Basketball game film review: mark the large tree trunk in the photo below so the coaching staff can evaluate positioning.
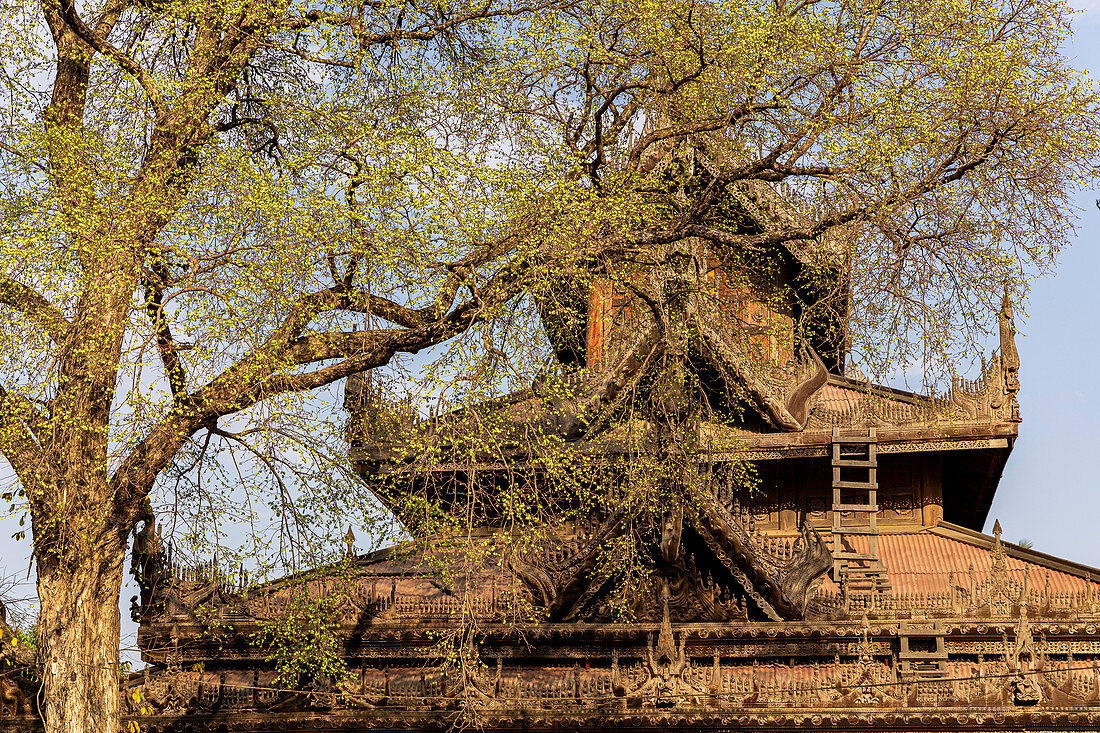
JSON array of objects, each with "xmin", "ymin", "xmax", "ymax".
[{"xmin": 36, "ymin": 537, "xmax": 127, "ymax": 733}]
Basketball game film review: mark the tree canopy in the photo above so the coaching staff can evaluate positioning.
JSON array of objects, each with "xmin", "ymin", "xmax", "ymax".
[{"xmin": 0, "ymin": 0, "xmax": 1096, "ymax": 729}]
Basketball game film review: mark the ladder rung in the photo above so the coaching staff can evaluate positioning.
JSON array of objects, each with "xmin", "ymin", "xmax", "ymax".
[
  {"xmin": 834, "ymin": 480, "xmax": 878, "ymax": 490},
  {"xmin": 832, "ymin": 459, "xmax": 876, "ymax": 468},
  {"xmin": 832, "ymin": 435, "xmax": 876, "ymax": 443},
  {"xmin": 900, "ymin": 652, "xmax": 949, "ymax": 661},
  {"xmin": 833, "ymin": 503, "xmax": 879, "ymax": 512},
  {"xmin": 833, "ymin": 526, "xmax": 881, "ymax": 535},
  {"xmin": 844, "ymin": 582, "xmax": 892, "ymax": 592},
  {"xmin": 900, "ymin": 624, "xmax": 946, "ymax": 636},
  {"xmin": 840, "ymin": 564, "xmax": 889, "ymax": 574},
  {"xmin": 833, "ymin": 551, "xmax": 881, "ymax": 561},
  {"xmin": 902, "ymin": 669, "xmax": 948, "ymax": 679}
]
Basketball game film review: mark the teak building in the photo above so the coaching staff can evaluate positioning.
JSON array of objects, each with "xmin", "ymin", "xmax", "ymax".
[{"xmin": 3, "ymin": 179, "xmax": 1099, "ymax": 733}]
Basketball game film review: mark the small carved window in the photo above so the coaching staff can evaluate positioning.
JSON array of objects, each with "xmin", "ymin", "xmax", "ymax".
[{"xmin": 908, "ymin": 637, "xmax": 938, "ymax": 654}]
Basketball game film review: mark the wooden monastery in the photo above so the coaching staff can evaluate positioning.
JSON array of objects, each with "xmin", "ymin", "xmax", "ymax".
[{"xmin": 2, "ymin": 175, "xmax": 1100, "ymax": 733}]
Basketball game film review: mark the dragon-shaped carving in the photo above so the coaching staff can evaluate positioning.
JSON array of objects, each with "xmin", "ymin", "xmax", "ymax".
[
  {"xmin": 695, "ymin": 497, "xmax": 832, "ymax": 619},
  {"xmin": 507, "ymin": 490, "xmax": 831, "ymax": 623}
]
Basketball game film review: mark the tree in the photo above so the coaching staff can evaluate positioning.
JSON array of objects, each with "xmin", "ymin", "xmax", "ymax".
[{"xmin": 0, "ymin": 0, "xmax": 1096, "ymax": 730}]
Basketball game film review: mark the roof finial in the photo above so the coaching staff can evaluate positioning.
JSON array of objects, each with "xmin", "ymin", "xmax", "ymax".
[
  {"xmin": 344, "ymin": 526, "xmax": 356, "ymax": 558},
  {"xmin": 990, "ymin": 519, "xmax": 1009, "ymax": 602},
  {"xmin": 999, "ymin": 284, "xmax": 1021, "ymax": 422}
]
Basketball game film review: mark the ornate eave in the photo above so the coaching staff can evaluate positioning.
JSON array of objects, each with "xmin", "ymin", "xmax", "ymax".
[
  {"xmin": 6, "ymin": 516, "xmax": 1100, "ymax": 732},
  {"xmin": 107, "ymin": 707, "xmax": 1100, "ymax": 733},
  {"xmin": 116, "ymin": 525, "xmax": 1100, "ymax": 733}
]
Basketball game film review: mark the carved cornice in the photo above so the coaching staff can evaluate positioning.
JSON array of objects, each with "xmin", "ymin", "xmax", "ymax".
[{"xmin": 107, "ymin": 708, "xmax": 1100, "ymax": 733}]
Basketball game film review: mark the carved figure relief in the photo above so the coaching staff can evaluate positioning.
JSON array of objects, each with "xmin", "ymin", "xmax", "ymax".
[
  {"xmin": 0, "ymin": 678, "xmax": 28, "ymax": 717},
  {"xmin": 1004, "ymin": 606, "xmax": 1043, "ymax": 705},
  {"xmin": 621, "ymin": 585, "xmax": 709, "ymax": 707}
]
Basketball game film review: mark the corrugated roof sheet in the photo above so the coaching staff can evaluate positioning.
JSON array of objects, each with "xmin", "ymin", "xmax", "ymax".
[
  {"xmin": 813, "ymin": 383, "xmax": 922, "ymax": 423},
  {"xmin": 820, "ymin": 529, "xmax": 1097, "ymax": 596}
]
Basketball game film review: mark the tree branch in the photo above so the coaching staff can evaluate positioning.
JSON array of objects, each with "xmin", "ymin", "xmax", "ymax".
[
  {"xmin": 0, "ymin": 276, "xmax": 70, "ymax": 344},
  {"xmin": 142, "ymin": 266, "xmax": 191, "ymax": 403},
  {"xmin": 52, "ymin": 0, "xmax": 163, "ymax": 112},
  {"xmin": 0, "ymin": 383, "xmax": 51, "ymax": 507}
]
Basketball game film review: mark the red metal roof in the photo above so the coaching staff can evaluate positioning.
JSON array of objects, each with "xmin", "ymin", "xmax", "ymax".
[
  {"xmin": 820, "ymin": 528, "xmax": 1098, "ymax": 596},
  {"xmin": 813, "ymin": 383, "xmax": 923, "ymax": 424}
]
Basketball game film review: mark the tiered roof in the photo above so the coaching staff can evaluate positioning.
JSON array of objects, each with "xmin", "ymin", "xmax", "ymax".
[{"xmin": 0, "ymin": 174, "xmax": 1073, "ymax": 733}]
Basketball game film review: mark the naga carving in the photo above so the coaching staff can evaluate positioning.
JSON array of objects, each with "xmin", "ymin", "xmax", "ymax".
[
  {"xmin": 944, "ymin": 286, "xmax": 1022, "ymax": 425},
  {"xmin": 697, "ymin": 496, "xmax": 832, "ymax": 619},
  {"xmin": 693, "ymin": 312, "xmax": 827, "ymax": 432},
  {"xmin": 507, "ymin": 487, "xmax": 830, "ymax": 623},
  {"xmin": 0, "ymin": 678, "xmax": 29, "ymax": 717},
  {"xmin": 523, "ymin": 238, "xmax": 832, "ymax": 443}
]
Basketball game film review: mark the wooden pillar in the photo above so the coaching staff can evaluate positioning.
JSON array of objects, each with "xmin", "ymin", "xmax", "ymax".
[
  {"xmin": 779, "ymin": 460, "xmax": 797, "ymax": 531},
  {"xmin": 585, "ymin": 279, "xmax": 608, "ymax": 369},
  {"xmin": 920, "ymin": 454, "xmax": 944, "ymax": 527}
]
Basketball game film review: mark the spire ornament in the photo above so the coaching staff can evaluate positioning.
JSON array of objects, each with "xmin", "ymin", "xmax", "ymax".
[
  {"xmin": 999, "ymin": 285, "xmax": 1021, "ymax": 422},
  {"xmin": 344, "ymin": 526, "xmax": 356, "ymax": 558},
  {"xmin": 988, "ymin": 520, "xmax": 1014, "ymax": 616}
]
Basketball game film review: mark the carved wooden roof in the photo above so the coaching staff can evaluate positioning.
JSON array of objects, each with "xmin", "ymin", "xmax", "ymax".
[
  {"xmin": 5, "ymin": 513, "xmax": 1100, "ymax": 731},
  {"xmin": 815, "ymin": 523, "xmax": 1100, "ymax": 603},
  {"xmin": 110, "ymin": 523, "xmax": 1100, "ymax": 731}
]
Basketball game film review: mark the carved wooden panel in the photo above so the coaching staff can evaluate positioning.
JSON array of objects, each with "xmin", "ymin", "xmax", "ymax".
[
  {"xmin": 880, "ymin": 455, "xmax": 919, "ymax": 525},
  {"xmin": 793, "ymin": 460, "xmax": 831, "ymax": 530}
]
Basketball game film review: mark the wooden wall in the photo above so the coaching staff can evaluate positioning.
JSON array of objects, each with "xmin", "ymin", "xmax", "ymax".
[{"xmin": 737, "ymin": 453, "xmax": 944, "ymax": 533}]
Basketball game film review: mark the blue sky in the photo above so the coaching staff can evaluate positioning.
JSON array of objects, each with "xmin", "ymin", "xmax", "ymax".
[{"xmin": 982, "ymin": 3, "xmax": 1100, "ymax": 565}]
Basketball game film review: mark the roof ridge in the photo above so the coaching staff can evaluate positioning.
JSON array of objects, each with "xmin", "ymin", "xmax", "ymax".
[{"xmin": 932, "ymin": 522, "xmax": 1100, "ymax": 581}]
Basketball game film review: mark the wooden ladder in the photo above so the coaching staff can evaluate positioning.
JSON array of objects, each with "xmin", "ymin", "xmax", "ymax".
[
  {"xmin": 898, "ymin": 621, "xmax": 948, "ymax": 679},
  {"xmin": 831, "ymin": 428, "xmax": 890, "ymax": 592}
]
